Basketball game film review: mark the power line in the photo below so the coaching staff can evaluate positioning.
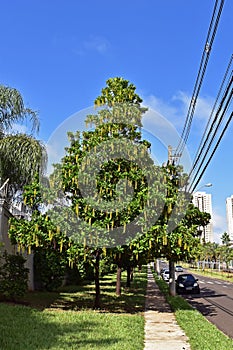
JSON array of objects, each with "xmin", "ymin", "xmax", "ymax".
[
  {"xmin": 190, "ymin": 111, "xmax": 233, "ymax": 192},
  {"xmin": 189, "ymin": 55, "xmax": 233, "ymax": 176},
  {"xmin": 175, "ymin": 0, "xmax": 225, "ymax": 158},
  {"xmin": 187, "ymin": 67, "xmax": 232, "ymax": 191}
]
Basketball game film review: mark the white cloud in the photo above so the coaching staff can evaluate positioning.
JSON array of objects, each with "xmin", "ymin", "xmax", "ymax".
[
  {"xmin": 172, "ymin": 91, "xmax": 214, "ymax": 121},
  {"xmin": 144, "ymin": 92, "xmax": 214, "ymax": 128},
  {"xmin": 75, "ymin": 35, "xmax": 110, "ymax": 56},
  {"xmin": 143, "ymin": 95, "xmax": 182, "ymax": 127},
  {"xmin": 84, "ymin": 35, "xmax": 109, "ymax": 53}
]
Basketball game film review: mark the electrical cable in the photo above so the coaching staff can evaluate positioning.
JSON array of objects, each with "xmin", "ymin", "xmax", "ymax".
[
  {"xmin": 175, "ymin": 0, "xmax": 225, "ymax": 158},
  {"xmin": 189, "ymin": 55, "xmax": 233, "ymax": 178},
  {"xmin": 190, "ymin": 111, "xmax": 233, "ymax": 192},
  {"xmin": 187, "ymin": 64, "xmax": 232, "ymax": 191}
]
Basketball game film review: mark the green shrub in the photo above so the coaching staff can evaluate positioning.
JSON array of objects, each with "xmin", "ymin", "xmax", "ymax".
[
  {"xmin": 0, "ymin": 251, "xmax": 29, "ymax": 300},
  {"xmin": 33, "ymin": 248, "xmax": 66, "ymax": 291}
]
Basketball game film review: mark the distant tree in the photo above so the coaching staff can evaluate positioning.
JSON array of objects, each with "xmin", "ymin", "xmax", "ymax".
[
  {"xmin": 149, "ymin": 163, "xmax": 211, "ymax": 296},
  {"xmin": 221, "ymin": 232, "xmax": 231, "ymax": 246}
]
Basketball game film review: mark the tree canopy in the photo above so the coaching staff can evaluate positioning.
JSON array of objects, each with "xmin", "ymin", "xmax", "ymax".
[{"xmin": 8, "ymin": 77, "xmax": 212, "ymax": 302}]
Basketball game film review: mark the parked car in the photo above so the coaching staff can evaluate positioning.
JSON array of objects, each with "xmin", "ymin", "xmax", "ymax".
[
  {"xmin": 162, "ymin": 269, "xmax": 170, "ymax": 282},
  {"xmin": 160, "ymin": 267, "xmax": 166, "ymax": 276},
  {"xmin": 176, "ymin": 274, "xmax": 200, "ymax": 294},
  {"xmin": 175, "ymin": 265, "xmax": 183, "ymax": 272}
]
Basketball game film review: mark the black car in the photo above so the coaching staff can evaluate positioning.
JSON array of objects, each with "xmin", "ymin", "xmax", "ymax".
[{"xmin": 176, "ymin": 273, "xmax": 200, "ymax": 294}]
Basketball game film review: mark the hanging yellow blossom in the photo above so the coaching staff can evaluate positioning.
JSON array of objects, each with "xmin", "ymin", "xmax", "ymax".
[
  {"xmin": 60, "ymin": 240, "xmax": 63, "ymax": 252},
  {"xmin": 102, "ymin": 247, "xmax": 107, "ymax": 257},
  {"xmin": 75, "ymin": 204, "xmax": 79, "ymax": 216},
  {"xmin": 163, "ymin": 235, "xmax": 167, "ymax": 246}
]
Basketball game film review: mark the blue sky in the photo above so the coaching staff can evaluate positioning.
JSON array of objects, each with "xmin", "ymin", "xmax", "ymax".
[{"xmin": 1, "ymin": 0, "xmax": 232, "ymax": 242}]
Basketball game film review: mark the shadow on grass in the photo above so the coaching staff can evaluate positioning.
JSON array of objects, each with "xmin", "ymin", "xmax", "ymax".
[
  {"xmin": 50, "ymin": 270, "xmax": 147, "ymax": 313},
  {"xmin": 8, "ymin": 268, "xmax": 147, "ymax": 314},
  {"xmin": 0, "ymin": 303, "xmax": 124, "ymax": 350}
]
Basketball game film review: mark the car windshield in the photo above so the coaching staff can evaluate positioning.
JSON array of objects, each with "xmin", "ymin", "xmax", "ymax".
[{"xmin": 179, "ymin": 274, "xmax": 195, "ymax": 282}]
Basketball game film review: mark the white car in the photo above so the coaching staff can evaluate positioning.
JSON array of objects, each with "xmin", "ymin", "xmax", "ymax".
[
  {"xmin": 175, "ymin": 265, "xmax": 183, "ymax": 272},
  {"xmin": 162, "ymin": 269, "xmax": 170, "ymax": 281}
]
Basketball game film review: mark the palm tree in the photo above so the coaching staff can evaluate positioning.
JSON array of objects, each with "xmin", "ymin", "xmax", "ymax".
[
  {"xmin": 0, "ymin": 85, "xmax": 46, "ymax": 200},
  {"xmin": 221, "ymin": 232, "xmax": 230, "ymax": 246}
]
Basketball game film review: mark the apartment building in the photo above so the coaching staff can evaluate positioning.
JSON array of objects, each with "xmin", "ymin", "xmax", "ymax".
[
  {"xmin": 192, "ymin": 191, "xmax": 213, "ymax": 243},
  {"xmin": 226, "ymin": 195, "xmax": 233, "ymax": 242}
]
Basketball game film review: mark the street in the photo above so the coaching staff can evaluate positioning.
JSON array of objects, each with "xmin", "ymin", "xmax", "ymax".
[
  {"xmin": 184, "ymin": 270, "xmax": 233, "ymax": 339},
  {"xmin": 157, "ymin": 261, "xmax": 233, "ymax": 338}
]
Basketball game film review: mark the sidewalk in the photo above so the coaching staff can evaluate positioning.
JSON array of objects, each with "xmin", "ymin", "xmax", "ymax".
[{"xmin": 144, "ymin": 265, "xmax": 190, "ymax": 350}]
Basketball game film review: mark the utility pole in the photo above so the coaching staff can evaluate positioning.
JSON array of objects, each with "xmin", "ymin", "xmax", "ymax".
[
  {"xmin": 168, "ymin": 145, "xmax": 181, "ymax": 165},
  {"xmin": 167, "ymin": 146, "xmax": 179, "ymax": 296}
]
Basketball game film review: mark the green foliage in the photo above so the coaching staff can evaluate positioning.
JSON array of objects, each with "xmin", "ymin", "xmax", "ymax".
[
  {"xmin": 221, "ymin": 232, "xmax": 231, "ymax": 245},
  {"xmin": 138, "ymin": 165, "xmax": 208, "ymax": 263},
  {"xmin": 6, "ymin": 77, "xmax": 212, "ymax": 303},
  {"xmin": 9, "ymin": 209, "xmax": 68, "ymax": 255},
  {"xmin": 0, "ymin": 85, "xmax": 39, "ymax": 131},
  {"xmin": 33, "ymin": 249, "xmax": 67, "ymax": 291},
  {"xmin": 0, "ymin": 251, "xmax": 29, "ymax": 300},
  {"xmin": 191, "ymin": 241, "xmax": 233, "ymax": 270},
  {"xmin": 8, "ymin": 202, "xmax": 73, "ymax": 291},
  {"xmin": 94, "ymin": 77, "xmax": 145, "ymax": 110},
  {"xmin": 61, "ymin": 78, "xmax": 166, "ymax": 252},
  {"xmin": 0, "ymin": 134, "xmax": 46, "ymax": 190},
  {"xmin": 99, "ymin": 256, "xmax": 117, "ymax": 277},
  {"xmin": 0, "ymin": 85, "xmax": 46, "ymax": 198}
]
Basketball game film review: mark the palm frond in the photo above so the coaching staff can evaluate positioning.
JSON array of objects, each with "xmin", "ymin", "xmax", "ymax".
[
  {"xmin": 0, "ymin": 85, "xmax": 39, "ymax": 133},
  {"xmin": 0, "ymin": 134, "xmax": 47, "ymax": 190}
]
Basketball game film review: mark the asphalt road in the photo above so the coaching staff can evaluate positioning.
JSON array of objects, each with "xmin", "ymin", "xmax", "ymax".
[
  {"xmin": 181, "ymin": 270, "xmax": 233, "ymax": 339},
  {"xmin": 157, "ymin": 262, "xmax": 233, "ymax": 339}
]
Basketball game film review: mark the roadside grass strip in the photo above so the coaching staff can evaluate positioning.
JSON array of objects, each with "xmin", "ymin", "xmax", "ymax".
[{"xmin": 153, "ymin": 271, "xmax": 233, "ymax": 350}]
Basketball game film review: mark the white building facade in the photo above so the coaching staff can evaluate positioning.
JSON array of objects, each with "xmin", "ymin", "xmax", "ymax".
[
  {"xmin": 192, "ymin": 191, "xmax": 213, "ymax": 243},
  {"xmin": 226, "ymin": 195, "xmax": 233, "ymax": 242}
]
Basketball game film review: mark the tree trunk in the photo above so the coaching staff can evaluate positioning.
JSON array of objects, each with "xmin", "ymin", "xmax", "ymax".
[
  {"xmin": 169, "ymin": 260, "xmax": 176, "ymax": 296},
  {"xmin": 130, "ymin": 268, "xmax": 134, "ymax": 282},
  {"xmin": 116, "ymin": 264, "xmax": 122, "ymax": 296},
  {"xmin": 94, "ymin": 250, "xmax": 100, "ymax": 309},
  {"xmin": 126, "ymin": 266, "xmax": 131, "ymax": 288},
  {"xmin": 156, "ymin": 259, "xmax": 160, "ymax": 274}
]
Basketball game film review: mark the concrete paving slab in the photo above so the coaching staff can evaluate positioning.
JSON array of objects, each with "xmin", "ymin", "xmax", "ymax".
[{"xmin": 144, "ymin": 265, "xmax": 191, "ymax": 350}]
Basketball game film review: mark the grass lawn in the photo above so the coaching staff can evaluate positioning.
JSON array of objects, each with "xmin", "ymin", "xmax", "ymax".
[
  {"xmin": 0, "ymin": 268, "xmax": 147, "ymax": 350},
  {"xmin": 153, "ymin": 271, "xmax": 233, "ymax": 350}
]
